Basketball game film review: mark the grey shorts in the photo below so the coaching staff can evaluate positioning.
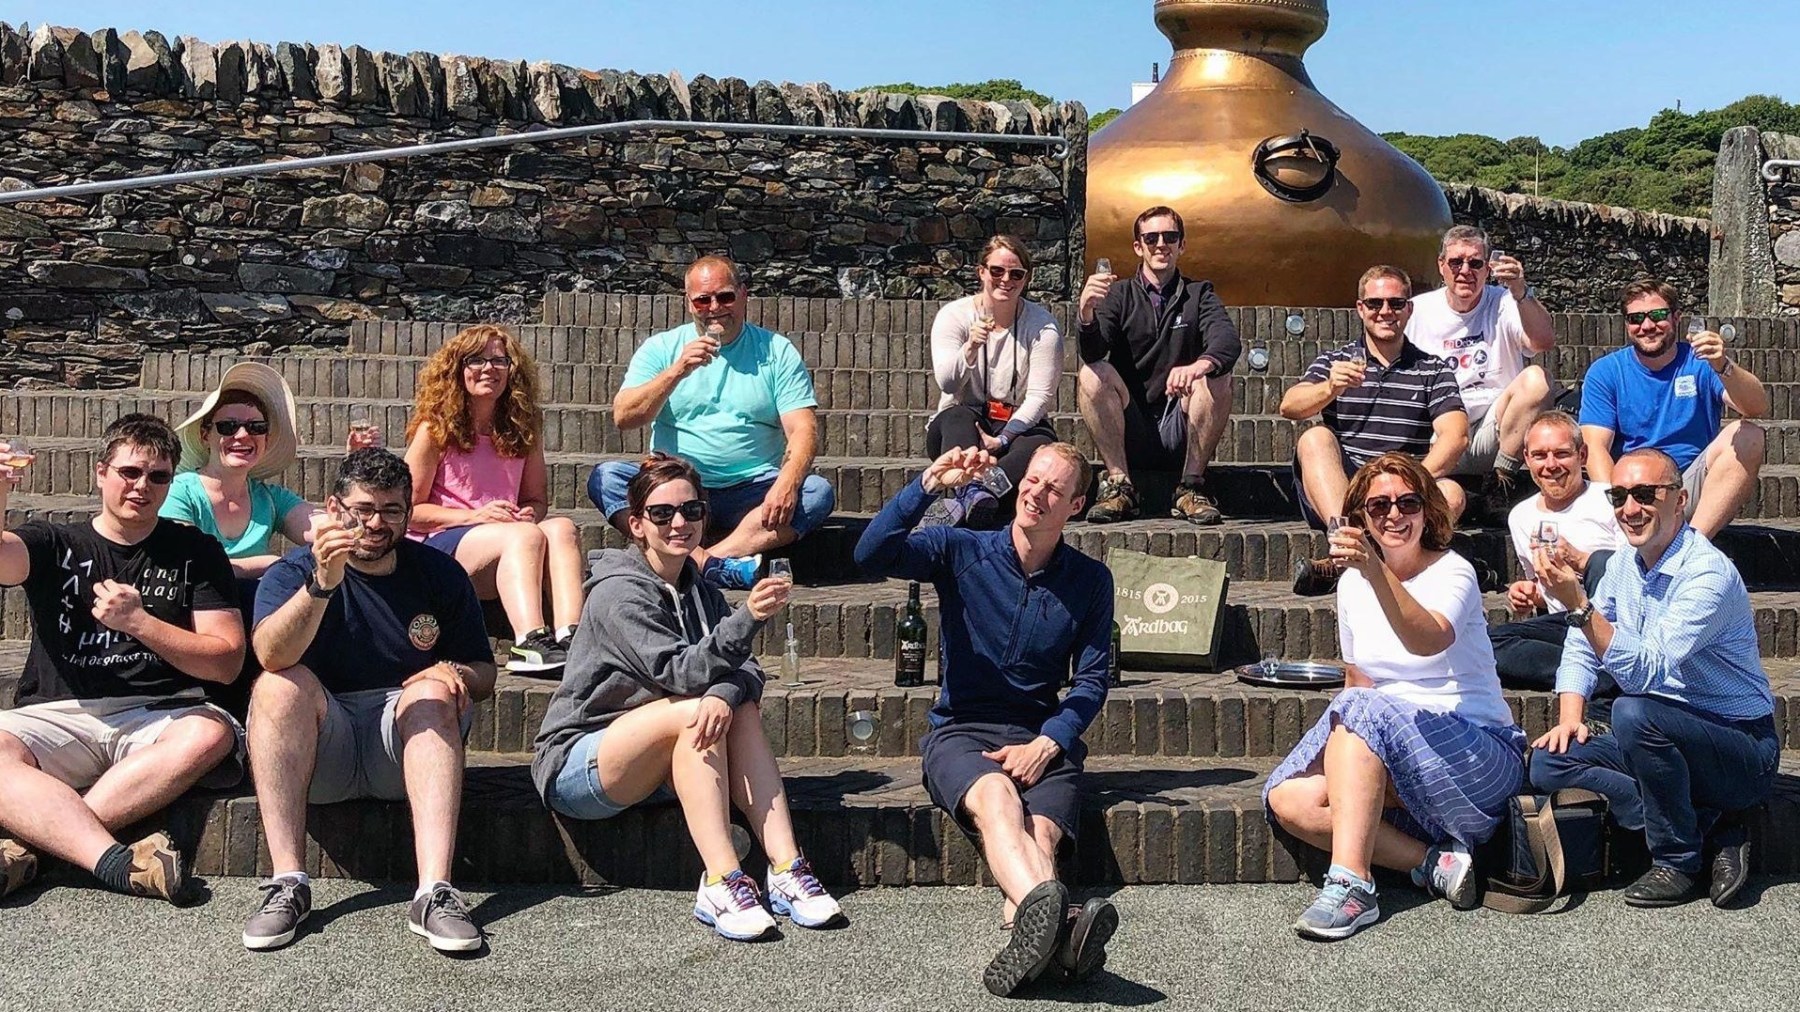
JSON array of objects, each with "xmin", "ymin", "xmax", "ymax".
[
  {"xmin": 1680, "ymin": 452, "xmax": 1708, "ymax": 518},
  {"xmin": 1452, "ymin": 406, "xmax": 1504, "ymax": 475},
  {"xmin": 305, "ymin": 688, "xmax": 473, "ymax": 804},
  {"xmin": 0, "ymin": 695, "xmax": 245, "ymax": 791}
]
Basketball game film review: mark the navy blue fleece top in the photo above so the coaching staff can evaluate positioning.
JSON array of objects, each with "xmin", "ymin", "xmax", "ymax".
[{"xmin": 853, "ymin": 477, "xmax": 1113, "ymax": 752}]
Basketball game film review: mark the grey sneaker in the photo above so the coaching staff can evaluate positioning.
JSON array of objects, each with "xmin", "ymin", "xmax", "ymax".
[
  {"xmin": 1294, "ymin": 870, "xmax": 1380, "ymax": 941},
  {"xmin": 242, "ymin": 877, "xmax": 313, "ymax": 951},
  {"xmin": 408, "ymin": 883, "xmax": 482, "ymax": 952},
  {"xmin": 1416, "ymin": 841, "xmax": 1479, "ymax": 910}
]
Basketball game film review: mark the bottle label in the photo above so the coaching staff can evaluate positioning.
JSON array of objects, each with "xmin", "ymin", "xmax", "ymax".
[{"xmin": 897, "ymin": 641, "xmax": 926, "ymax": 679}]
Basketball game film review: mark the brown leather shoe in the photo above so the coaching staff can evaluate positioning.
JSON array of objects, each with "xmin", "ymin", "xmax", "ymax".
[
  {"xmin": 0, "ymin": 838, "xmax": 38, "ymax": 900},
  {"xmin": 1085, "ymin": 476, "xmax": 1140, "ymax": 524},
  {"xmin": 126, "ymin": 831, "xmax": 186, "ymax": 903},
  {"xmin": 1291, "ymin": 557, "xmax": 1344, "ymax": 597},
  {"xmin": 1171, "ymin": 483, "xmax": 1222, "ymax": 525}
]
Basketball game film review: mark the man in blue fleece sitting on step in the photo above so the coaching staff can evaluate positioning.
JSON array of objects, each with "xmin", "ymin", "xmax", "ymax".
[{"xmin": 855, "ymin": 442, "xmax": 1117, "ymax": 998}]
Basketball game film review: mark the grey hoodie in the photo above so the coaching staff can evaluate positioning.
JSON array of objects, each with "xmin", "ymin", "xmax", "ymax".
[{"xmin": 530, "ymin": 548, "xmax": 767, "ymax": 804}]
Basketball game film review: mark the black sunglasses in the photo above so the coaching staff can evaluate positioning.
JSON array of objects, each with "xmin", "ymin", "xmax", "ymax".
[
  {"xmin": 982, "ymin": 265, "xmax": 1028, "ymax": 283},
  {"xmin": 1135, "ymin": 229, "xmax": 1183, "ymax": 247},
  {"xmin": 105, "ymin": 464, "xmax": 174, "ymax": 486},
  {"xmin": 1605, "ymin": 483, "xmax": 1679, "ymax": 508},
  {"xmin": 1361, "ymin": 493, "xmax": 1426, "ymax": 518},
  {"xmin": 689, "ymin": 290, "xmax": 740, "ymax": 310},
  {"xmin": 1359, "ymin": 297, "xmax": 1409, "ymax": 312},
  {"xmin": 1623, "ymin": 308, "xmax": 1673, "ymax": 326},
  {"xmin": 1445, "ymin": 257, "xmax": 1488, "ymax": 272},
  {"xmin": 641, "ymin": 499, "xmax": 708, "ymax": 525},
  {"xmin": 210, "ymin": 419, "xmax": 270, "ymax": 437}
]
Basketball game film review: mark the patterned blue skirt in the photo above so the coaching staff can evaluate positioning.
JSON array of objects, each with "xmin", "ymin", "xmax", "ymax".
[{"xmin": 1264, "ymin": 687, "xmax": 1526, "ymax": 846}]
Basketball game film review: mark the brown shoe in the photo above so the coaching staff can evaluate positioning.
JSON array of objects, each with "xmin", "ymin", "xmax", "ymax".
[
  {"xmin": 126, "ymin": 831, "xmax": 186, "ymax": 903},
  {"xmin": 1291, "ymin": 557, "xmax": 1344, "ymax": 597},
  {"xmin": 1171, "ymin": 482, "xmax": 1222, "ymax": 525},
  {"xmin": 0, "ymin": 838, "xmax": 38, "ymax": 900},
  {"xmin": 1086, "ymin": 476, "xmax": 1140, "ymax": 524}
]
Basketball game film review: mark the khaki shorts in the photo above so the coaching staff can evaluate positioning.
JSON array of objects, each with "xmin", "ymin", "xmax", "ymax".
[
  {"xmin": 1681, "ymin": 452, "xmax": 1708, "ymax": 520},
  {"xmin": 1452, "ymin": 407, "xmax": 1504, "ymax": 475},
  {"xmin": 0, "ymin": 695, "xmax": 245, "ymax": 791},
  {"xmin": 302, "ymin": 688, "xmax": 472, "ymax": 804}
]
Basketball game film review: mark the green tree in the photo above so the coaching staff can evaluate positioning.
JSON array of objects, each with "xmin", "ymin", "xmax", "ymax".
[
  {"xmin": 1090, "ymin": 107, "xmax": 1124, "ymax": 132},
  {"xmin": 859, "ymin": 79, "xmax": 1054, "ymax": 106}
]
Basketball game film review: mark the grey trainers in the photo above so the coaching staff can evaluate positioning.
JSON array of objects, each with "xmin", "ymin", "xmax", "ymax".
[
  {"xmin": 1293, "ymin": 869, "xmax": 1380, "ymax": 941},
  {"xmin": 243, "ymin": 877, "xmax": 313, "ymax": 951},
  {"xmin": 1416, "ymin": 841, "xmax": 1479, "ymax": 910},
  {"xmin": 1055, "ymin": 897, "xmax": 1120, "ymax": 982},
  {"xmin": 982, "ymin": 880, "xmax": 1069, "ymax": 997},
  {"xmin": 408, "ymin": 882, "xmax": 482, "ymax": 952}
]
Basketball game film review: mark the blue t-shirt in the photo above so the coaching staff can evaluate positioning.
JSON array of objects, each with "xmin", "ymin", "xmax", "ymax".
[
  {"xmin": 621, "ymin": 322, "xmax": 818, "ymax": 486},
  {"xmin": 159, "ymin": 472, "xmax": 307, "ymax": 559},
  {"xmin": 1579, "ymin": 343, "xmax": 1725, "ymax": 470},
  {"xmin": 253, "ymin": 540, "xmax": 491, "ymax": 694}
]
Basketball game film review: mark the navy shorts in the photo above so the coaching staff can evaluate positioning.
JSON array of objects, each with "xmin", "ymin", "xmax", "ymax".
[
  {"xmin": 920, "ymin": 721, "xmax": 1085, "ymax": 843},
  {"xmin": 421, "ymin": 524, "xmax": 478, "ymax": 556},
  {"xmin": 1288, "ymin": 445, "xmax": 1362, "ymax": 531}
]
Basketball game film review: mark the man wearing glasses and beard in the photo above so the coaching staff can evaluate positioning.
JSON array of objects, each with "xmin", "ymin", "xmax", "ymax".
[
  {"xmin": 590, "ymin": 255, "xmax": 834, "ymax": 590},
  {"xmin": 1076, "ymin": 206, "xmax": 1241, "ymax": 526}
]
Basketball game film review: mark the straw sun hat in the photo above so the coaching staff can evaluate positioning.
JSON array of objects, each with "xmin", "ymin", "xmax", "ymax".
[{"xmin": 174, "ymin": 362, "xmax": 301, "ymax": 481}]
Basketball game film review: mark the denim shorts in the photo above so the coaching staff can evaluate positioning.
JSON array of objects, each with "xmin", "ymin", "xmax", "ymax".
[
  {"xmin": 545, "ymin": 726, "xmax": 674, "ymax": 820},
  {"xmin": 587, "ymin": 462, "xmax": 835, "ymax": 537}
]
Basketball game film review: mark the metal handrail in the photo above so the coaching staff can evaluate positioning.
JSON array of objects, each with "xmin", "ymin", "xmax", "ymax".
[
  {"xmin": 0, "ymin": 119, "xmax": 1071, "ymax": 204},
  {"xmin": 1762, "ymin": 158, "xmax": 1800, "ymax": 182}
]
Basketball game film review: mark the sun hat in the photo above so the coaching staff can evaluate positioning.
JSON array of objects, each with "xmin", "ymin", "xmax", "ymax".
[{"xmin": 175, "ymin": 362, "xmax": 300, "ymax": 480}]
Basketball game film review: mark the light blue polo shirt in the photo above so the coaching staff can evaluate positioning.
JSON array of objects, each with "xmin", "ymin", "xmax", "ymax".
[
  {"xmin": 1578, "ymin": 343, "xmax": 1724, "ymax": 470},
  {"xmin": 622, "ymin": 322, "xmax": 818, "ymax": 486}
]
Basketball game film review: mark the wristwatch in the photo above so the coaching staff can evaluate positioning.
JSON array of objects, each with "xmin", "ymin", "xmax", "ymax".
[
  {"xmin": 1562, "ymin": 601, "xmax": 1594, "ymax": 629},
  {"xmin": 305, "ymin": 571, "xmax": 337, "ymax": 600}
]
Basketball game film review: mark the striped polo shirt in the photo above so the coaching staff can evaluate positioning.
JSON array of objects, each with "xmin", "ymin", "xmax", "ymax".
[{"xmin": 1300, "ymin": 339, "xmax": 1466, "ymax": 465}]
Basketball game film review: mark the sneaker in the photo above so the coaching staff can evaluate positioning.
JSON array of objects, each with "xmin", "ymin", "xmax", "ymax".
[
  {"xmin": 1055, "ymin": 897, "xmax": 1120, "ymax": 982},
  {"xmin": 919, "ymin": 494, "xmax": 969, "ymax": 529},
  {"xmin": 982, "ymin": 879, "xmax": 1069, "ymax": 997},
  {"xmin": 1085, "ymin": 476, "xmax": 1139, "ymax": 524},
  {"xmin": 1170, "ymin": 482, "xmax": 1222, "ymax": 525},
  {"xmin": 1622, "ymin": 865, "xmax": 1704, "ymax": 908},
  {"xmin": 507, "ymin": 627, "xmax": 567, "ymax": 674},
  {"xmin": 695, "ymin": 870, "xmax": 777, "ymax": 941},
  {"xmin": 767, "ymin": 856, "xmax": 845, "ymax": 928},
  {"xmin": 1291, "ymin": 556, "xmax": 1343, "ymax": 597},
  {"xmin": 126, "ymin": 831, "xmax": 186, "ymax": 903},
  {"xmin": 1415, "ymin": 841, "xmax": 1479, "ymax": 910},
  {"xmin": 0, "ymin": 838, "xmax": 38, "ymax": 900},
  {"xmin": 702, "ymin": 553, "xmax": 763, "ymax": 591},
  {"xmin": 408, "ymin": 882, "xmax": 483, "ymax": 952},
  {"xmin": 1293, "ymin": 868, "xmax": 1380, "ymax": 941},
  {"xmin": 242, "ymin": 877, "xmax": 313, "ymax": 951}
]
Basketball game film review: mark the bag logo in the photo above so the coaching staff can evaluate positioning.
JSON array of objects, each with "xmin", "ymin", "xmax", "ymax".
[
  {"xmin": 1143, "ymin": 583, "xmax": 1180, "ymax": 615},
  {"xmin": 408, "ymin": 613, "xmax": 441, "ymax": 651},
  {"xmin": 1121, "ymin": 616, "xmax": 1190, "ymax": 636}
]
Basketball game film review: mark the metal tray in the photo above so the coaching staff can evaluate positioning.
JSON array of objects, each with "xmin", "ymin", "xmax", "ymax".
[{"xmin": 1235, "ymin": 661, "xmax": 1345, "ymax": 689}]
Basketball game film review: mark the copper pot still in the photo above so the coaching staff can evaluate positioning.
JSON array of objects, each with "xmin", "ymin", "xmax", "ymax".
[{"xmin": 1086, "ymin": 0, "xmax": 1451, "ymax": 307}]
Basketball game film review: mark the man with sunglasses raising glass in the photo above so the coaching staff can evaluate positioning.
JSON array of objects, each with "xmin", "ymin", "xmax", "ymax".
[
  {"xmin": 1578, "ymin": 278, "xmax": 1768, "ymax": 539},
  {"xmin": 0, "ymin": 414, "xmax": 246, "ymax": 906},
  {"xmin": 1077, "ymin": 206, "xmax": 1241, "ymax": 525},
  {"xmin": 595, "ymin": 255, "xmax": 834, "ymax": 589}
]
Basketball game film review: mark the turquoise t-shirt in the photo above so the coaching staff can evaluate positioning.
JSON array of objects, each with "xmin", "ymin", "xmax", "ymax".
[
  {"xmin": 159, "ymin": 472, "xmax": 307, "ymax": 559},
  {"xmin": 622, "ymin": 322, "xmax": 819, "ymax": 486}
]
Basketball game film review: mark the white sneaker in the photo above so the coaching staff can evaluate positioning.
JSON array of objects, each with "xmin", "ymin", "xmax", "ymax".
[
  {"xmin": 767, "ymin": 856, "xmax": 845, "ymax": 928},
  {"xmin": 693, "ymin": 870, "xmax": 777, "ymax": 941}
]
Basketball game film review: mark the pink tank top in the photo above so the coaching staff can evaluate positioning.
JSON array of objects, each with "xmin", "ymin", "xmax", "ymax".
[{"xmin": 411, "ymin": 435, "xmax": 526, "ymax": 536}]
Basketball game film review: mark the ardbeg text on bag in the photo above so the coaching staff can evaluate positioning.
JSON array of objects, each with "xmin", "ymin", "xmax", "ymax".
[
  {"xmin": 1109, "ymin": 620, "xmax": 1122, "ymax": 687},
  {"xmin": 895, "ymin": 581, "xmax": 927, "ymax": 687}
]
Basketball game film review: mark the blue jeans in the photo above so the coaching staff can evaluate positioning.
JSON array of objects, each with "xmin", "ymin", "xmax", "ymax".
[
  {"xmin": 587, "ymin": 461, "xmax": 835, "ymax": 538},
  {"xmin": 1528, "ymin": 695, "xmax": 1779, "ymax": 873}
]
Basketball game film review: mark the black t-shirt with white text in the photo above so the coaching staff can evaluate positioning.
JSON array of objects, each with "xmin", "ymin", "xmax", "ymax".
[{"xmin": 7, "ymin": 519, "xmax": 239, "ymax": 705}]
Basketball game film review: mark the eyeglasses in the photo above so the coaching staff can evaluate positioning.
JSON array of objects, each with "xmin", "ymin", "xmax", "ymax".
[
  {"xmin": 209, "ymin": 419, "xmax": 270, "ymax": 437},
  {"xmin": 339, "ymin": 503, "xmax": 410, "ymax": 524},
  {"xmin": 1135, "ymin": 230, "xmax": 1183, "ymax": 248},
  {"xmin": 641, "ymin": 499, "xmax": 708, "ymax": 525},
  {"xmin": 1361, "ymin": 493, "xmax": 1426, "ymax": 517},
  {"xmin": 688, "ymin": 290, "xmax": 740, "ymax": 310},
  {"xmin": 1358, "ymin": 297, "xmax": 1409, "ymax": 312},
  {"xmin": 1444, "ymin": 257, "xmax": 1488, "ymax": 272},
  {"xmin": 1623, "ymin": 308, "xmax": 1673, "ymax": 326},
  {"xmin": 983, "ymin": 265, "xmax": 1028, "ymax": 283},
  {"xmin": 104, "ymin": 464, "xmax": 174, "ymax": 486},
  {"xmin": 461, "ymin": 355, "xmax": 513, "ymax": 371},
  {"xmin": 1604, "ymin": 483, "xmax": 1679, "ymax": 508}
]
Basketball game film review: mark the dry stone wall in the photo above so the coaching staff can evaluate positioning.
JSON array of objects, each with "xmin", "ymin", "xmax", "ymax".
[{"xmin": 1766, "ymin": 131, "xmax": 1800, "ymax": 315}]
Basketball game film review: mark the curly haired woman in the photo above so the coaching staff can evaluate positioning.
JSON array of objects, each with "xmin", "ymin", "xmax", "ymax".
[{"xmin": 404, "ymin": 325, "xmax": 584, "ymax": 674}]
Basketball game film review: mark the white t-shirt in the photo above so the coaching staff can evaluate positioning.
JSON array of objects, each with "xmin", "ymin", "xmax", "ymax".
[
  {"xmin": 1506, "ymin": 482, "xmax": 1623, "ymax": 612},
  {"xmin": 1337, "ymin": 551, "xmax": 1514, "ymax": 728},
  {"xmin": 1406, "ymin": 286, "xmax": 1530, "ymax": 423}
]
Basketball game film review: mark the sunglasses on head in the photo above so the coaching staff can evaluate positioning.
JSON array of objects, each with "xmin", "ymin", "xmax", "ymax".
[
  {"xmin": 1135, "ymin": 230, "xmax": 1183, "ymax": 248},
  {"xmin": 1359, "ymin": 297, "xmax": 1409, "ymax": 312},
  {"xmin": 1445, "ymin": 257, "xmax": 1487, "ymax": 272},
  {"xmin": 1604, "ymin": 483, "xmax": 1679, "ymax": 508},
  {"xmin": 105, "ymin": 464, "xmax": 174, "ymax": 486},
  {"xmin": 1361, "ymin": 493, "xmax": 1426, "ymax": 518},
  {"xmin": 210, "ymin": 419, "xmax": 270, "ymax": 437},
  {"xmin": 983, "ymin": 264, "xmax": 1028, "ymax": 283},
  {"xmin": 689, "ymin": 290, "xmax": 740, "ymax": 310},
  {"xmin": 641, "ymin": 499, "xmax": 708, "ymax": 525},
  {"xmin": 1623, "ymin": 308, "xmax": 1673, "ymax": 326}
]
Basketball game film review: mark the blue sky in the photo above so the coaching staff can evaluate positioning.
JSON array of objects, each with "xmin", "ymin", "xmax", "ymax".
[{"xmin": 10, "ymin": 1, "xmax": 1794, "ymax": 147}]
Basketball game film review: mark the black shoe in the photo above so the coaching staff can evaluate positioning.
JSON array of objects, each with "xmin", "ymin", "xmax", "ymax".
[
  {"xmin": 1085, "ymin": 477, "xmax": 1140, "ymax": 524},
  {"xmin": 983, "ymin": 881, "xmax": 1069, "ymax": 997},
  {"xmin": 1054, "ymin": 897, "xmax": 1119, "ymax": 982},
  {"xmin": 507, "ymin": 627, "xmax": 568, "ymax": 674},
  {"xmin": 1710, "ymin": 836, "xmax": 1751, "ymax": 908},
  {"xmin": 1622, "ymin": 865, "xmax": 1704, "ymax": 908},
  {"xmin": 1480, "ymin": 469, "xmax": 1522, "ymax": 523},
  {"xmin": 1291, "ymin": 557, "xmax": 1343, "ymax": 597}
]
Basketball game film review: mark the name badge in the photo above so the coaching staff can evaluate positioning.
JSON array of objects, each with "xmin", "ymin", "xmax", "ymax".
[{"xmin": 1674, "ymin": 375, "xmax": 1698, "ymax": 398}]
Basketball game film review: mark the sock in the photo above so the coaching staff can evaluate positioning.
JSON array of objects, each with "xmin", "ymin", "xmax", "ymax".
[
  {"xmin": 273, "ymin": 871, "xmax": 310, "ymax": 887},
  {"xmin": 770, "ymin": 855, "xmax": 800, "ymax": 876},
  {"xmin": 1326, "ymin": 863, "xmax": 1376, "ymax": 893},
  {"xmin": 93, "ymin": 843, "xmax": 134, "ymax": 894},
  {"xmin": 1409, "ymin": 847, "xmax": 1440, "ymax": 888},
  {"xmin": 1495, "ymin": 451, "xmax": 1521, "ymax": 473},
  {"xmin": 415, "ymin": 879, "xmax": 450, "ymax": 901},
  {"xmin": 555, "ymin": 624, "xmax": 576, "ymax": 643},
  {"xmin": 704, "ymin": 870, "xmax": 742, "ymax": 887},
  {"xmin": 1181, "ymin": 472, "xmax": 1205, "ymax": 489}
]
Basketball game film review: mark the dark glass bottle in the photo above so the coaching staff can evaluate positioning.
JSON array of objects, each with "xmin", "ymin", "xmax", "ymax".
[
  {"xmin": 1109, "ymin": 620, "xmax": 1122, "ymax": 687},
  {"xmin": 895, "ymin": 582, "xmax": 927, "ymax": 687}
]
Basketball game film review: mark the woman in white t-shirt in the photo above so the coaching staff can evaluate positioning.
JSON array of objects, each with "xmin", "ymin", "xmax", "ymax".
[{"xmin": 1266, "ymin": 452, "xmax": 1525, "ymax": 941}]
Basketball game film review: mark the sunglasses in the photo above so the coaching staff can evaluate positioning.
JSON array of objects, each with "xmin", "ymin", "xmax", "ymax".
[
  {"xmin": 1135, "ymin": 230, "xmax": 1183, "ymax": 248},
  {"xmin": 1358, "ymin": 297, "xmax": 1409, "ymax": 312},
  {"xmin": 105, "ymin": 464, "xmax": 174, "ymax": 486},
  {"xmin": 1361, "ymin": 493, "xmax": 1426, "ymax": 518},
  {"xmin": 210, "ymin": 419, "xmax": 270, "ymax": 437},
  {"xmin": 1444, "ymin": 257, "xmax": 1488, "ymax": 272},
  {"xmin": 462, "ymin": 355, "xmax": 513, "ymax": 370},
  {"xmin": 1604, "ymin": 483, "xmax": 1679, "ymax": 508},
  {"xmin": 338, "ymin": 503, "xmax": 410, "ymax": 525},
  {"xmin": 689, "ymin": 290, "xmax": 740, "ymax": 310},
  {"xmin": 641, "ymin": 499, "xmax": 708, "ymax": 525},
  {"xmin": 1623, "ymin": 308, "xmax": 1673, "ymax": 326},
  {"xmin": 983, "ymin": 265, "xmax": 1028, "ymax": 283}
]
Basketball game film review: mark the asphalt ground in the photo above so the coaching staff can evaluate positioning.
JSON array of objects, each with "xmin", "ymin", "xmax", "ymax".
[{"xmin": 2, "ymin": 877, "xmax": 1798, "ymax": 1012}]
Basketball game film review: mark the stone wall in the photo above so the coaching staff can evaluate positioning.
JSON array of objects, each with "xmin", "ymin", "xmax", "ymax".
[
  {"xmin": 1708, "ymin": 126, "xmax": 1799, "ymax": 318},
  {"xmin": 1765, "ymin": 131, "xmax": 1800, "ymax": 315},
  {"xmin": 0, "ymin": 23, "xmax": 1084, "ymax": 388},
  {"xmin": 1442, "ymin": 183, "xmax": 1712, "ymax": 313}
]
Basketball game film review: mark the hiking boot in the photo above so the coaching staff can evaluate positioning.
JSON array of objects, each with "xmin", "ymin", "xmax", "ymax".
[
  {"xmin": 1478, "ymin": 469, "xmax": 1522, "ymax": 524},
  {"xmin": 408, "ymin": 882, "xmax": 483, "ymax": 952},
  {"xmin": 1415, "ymin": 841, "xmax": 1479, "ymax": 910},
  {"xmin": 702, "ymin": 553, "xmax": 762, "ymax": 591},
  {"xmin": 126, "ymin": 831, "xmax": 186, "ymax": 903},
  {"xmin": 0, "ymin": 838, "xmax": 38, "ymax": 900},
  {"xmin": 507, "ymin": 626, "xmax": 567, "ymax": 674},
  {"xmin": 983, "ymin": 880, "xmax": 1069, "ymax": 997},
  {"xmin": 1622, "ymin": 865, "xmax": 1704, "ymax": 908},
  {"xmin": 766, "ymin": 856, "xmax": 845, "ymax": 929},
  {"xmin": 242, "ymin": 877, "xmax": 313, "ymax": 951},
  {"xmin": 1085, "ymin": 476, "xmax": 1139, "ymax": 524},
  {"xmin": 1293, "ymin": 867, "xmax": 1380, "ymax": 941},
  {"xmin": 1171, "ymin": 482, "xmax": 1222, "ymax": 526},
  {"xmin": 1291, "ymin": 556, "xmax": 1344, "ymax": 597},
  {"xmin": 1054, "ymin": 897, "xmax": 1120, "ymax": 982},
  {"xmin": 694, "ymin": 870, "xmax": 777, "ymax": 941}
]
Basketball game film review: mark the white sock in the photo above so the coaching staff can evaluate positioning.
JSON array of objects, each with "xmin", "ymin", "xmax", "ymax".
[
  {"xmin": 555, "ymin": 624, "xmax": 576, "ymax": 642},
  {"xmin": 415, "ymin": 879, "xmax": 450, "ymax": 900},
  {"xmin": 273, "ymin": 870, "xmax": 310, "ymax": 886}
]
